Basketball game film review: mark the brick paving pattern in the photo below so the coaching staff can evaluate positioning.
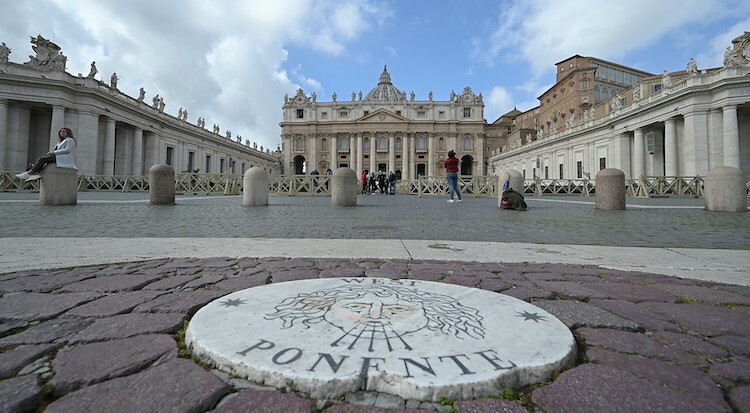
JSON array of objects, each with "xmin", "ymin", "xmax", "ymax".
[{"xmin": 0, "ymin": 257, "xmax": 748, "ymax": 412}]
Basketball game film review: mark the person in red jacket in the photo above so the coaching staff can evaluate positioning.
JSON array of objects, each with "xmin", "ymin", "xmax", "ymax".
[{"xmin": 444, "ymin": 150, "xmax": 462, "ymax": 203}]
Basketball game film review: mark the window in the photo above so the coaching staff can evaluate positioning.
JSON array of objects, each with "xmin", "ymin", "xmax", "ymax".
[
  {"xmin": 364, "ymin": 111, "xmax": 369, "ymax": 116},
  {"xmin": 417, "ymin": 110, "xmax": 426, "ymax": 118},
  {"xmin": 395, "ymin": 138, "xmax": 402, "ymax": 150},
  {"xmin": 544, "ymin": 166, "xmax": 549, "ymax": 179},
  {"xmin": 340, "ymin": 137, "xmax": 349, "ymax": 151},
  {"xmin": 166, "ymin": 147, "xmax": 174, "ymax": 166},
  {"xmin": 295, "ymin": 136, "xmax": 304, "ymax": 151},
  {"xmin": 463, "ymin": 108, "xmax": 471, "ymax": 118},
  {"xmin": 188, "ymin": 151, "xmax": 195, "ymax": 172},
  {"xmin": 321, "ymin": 112, "xmax": 328, "ymax": 120},
  {"xmin": 205, "ymin": 155, "xmax": 211, "ymax": 173},
  {"xmin": 582, "ymin": 96, "xmax": 589, "ymax": 103},
  {"xmin": 321, "ymin": 138, "xmax": 327, "ymax": 152},
  {"xmin": 438, "ymin": 111, "xmax": 445, "ymax": 119},
  {"xmin": 438, "ymin": 137, "xmax": 445, "ymax": 150},
  {"xmin": 581, "ymin": 79, "xmax": 589, "ymax": 89},
  {"xmin": 652, "ymin": 84, "xmax": 662, "ymax": 93},
  {"xmin": 396, "ymin": 110, "xmax": 401, "ymax": 116},
  {"xmin": 599, "ymin": 157, "xmax": 606, "ymax": 170},
  {"xmin": 378, "ymin": 137, "xmax": 387, "ymax": 151},
  {"xmin": 220, "ymin": 158, "xmax": 226, "ymax": 173},
  {"xmin": 339, "ymin": 111, "xmax": 348, "ymax": 118},
  {"xmin": 296, "ymin": 109, "xmax": 304, "ymax": 119},
  {"xmin": 559, "ymin": 164, "xmax": 563, "ymax": 179},
  {"xmin": 364, "ymin": 138, "xmax": 370, "ymax": 150},
  {"xmin": 417, "ymin": 137, "xmax": 426, "ymax": 150},
  {"xmin": 576, "ymin": 161, "xmax": 583, "ymax": 179},
  {"xmin": 463, "ymin": 137, "xmax": 472, "ymax": 150}
]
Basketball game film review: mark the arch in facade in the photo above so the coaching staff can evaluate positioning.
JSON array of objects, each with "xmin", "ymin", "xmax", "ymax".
[
  {"xmin": 461, "ymin": 155, "xmax": 474, "ymax": 175},
  {"xmin": 293, "ymin": 155, "xmax": 306, "ymax": 174}
]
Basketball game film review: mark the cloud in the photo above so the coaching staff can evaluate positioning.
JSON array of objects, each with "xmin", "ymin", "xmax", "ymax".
[{"xmin": 485, "ymin": 86, "xmax": 515, "ymax": 122}]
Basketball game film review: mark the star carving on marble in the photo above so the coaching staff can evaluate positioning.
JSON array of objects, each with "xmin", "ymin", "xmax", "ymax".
[
  {"xmin": 218, "ymin": 298, "xmax": 247, "ymax": 307},
  {"xmin": 515, "ymin": 310, "xmax": 547, "ymax": 323}
]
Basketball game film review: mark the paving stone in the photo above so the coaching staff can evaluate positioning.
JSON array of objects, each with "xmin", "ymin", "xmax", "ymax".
[
  {"xmin": 257, "ymin": 258, "xmax": 316, "ymax": 271},
  {"xmin": 523, "ymin": 271, "xmax": 570, "ymax": 281},
  {"xmin": 479, "ymin": 278, "xmax": 512, "ymax": 292},
  {"xmin": 639, "ymin": 302, "xmax": 750, "ymax": 336},
  {"xmin": 50, "ymin": 334, "xmax": 177, "ymax": 396},
  {"xmin": 319, "ymin": 266, "xmax": 366, "ymax": 278},
  {"xmin": 651, "ymin": 331, "xmax": 730, "ymax": 359},
  {"xmin": 585, "ymin": 282, "xmax": 676, "ymax": 302},
  {"xmin": 44, "ymin": 358, "xmax": 230, "ymax": 413},
  {"xmin": 0, "ymin": 292, "xmax": 100, "ymax": 321},
  {"xmin": 212, "ymin": 388, "xmax": 315, "ymax": 412},
  {"xmin": 346, "ymin": 391, "xmax": 377, "ymax": 406},
  {"xmin": 586, "ymin": 347, "xmax": 729, "ymax": 412},
  {"xmin": 0, "ymin": 320, "xmax": 27, "ymax": 337},
  {"xmin": 373, "ymin": 392, "xmax": 406, "ymax": 409},
  {"xmin": 455, "ymin": 398, "xmax": 528, "ymax": 413},
  {"xmin": 328, "ymin": 405, "xmax": 423, "ymax": 413},
  {"xmin": 0, "ymin": 319, "xmax": 93, "ymax": 346},
  {"xmin": 58, "ymin": 273, "xmax": 165, "ymax": 293},
  {"xmin": 62, "ymin": 291, "xmax": 164, "ymax": 318},
  {"xmin": 531, "ymin": 363, "xmax": 728, "ymax": 413},
  {"xmin": 709, "ymin": 335, "xmax": 750, "ymax": 356},
  {"xmin": 0, "ymin": 344, "xmax": 57, "ymax": 379},
  {"xmin": 533, "ymin": 281, "xmax": 609, "ymax": 300},
  {"xmin": 576, "ymin": 327, "xmax": 690, "ymax": 364},
  {"xmin": 182, "ymin": 273, "xmax": 227, "ymax": 289},
  {"xmin": 443, "ymin": 275, "xmax": 481, "ymax": 287},
  {"xmin": 501, "ymin": 286, "xmax": 553, "ymax": 301},
  {"xmin": 215, "ymin": 273, "xmax": 269, "ymax": 291},
  {"xmin": 708, "ymin": 358, "xmax": 750, "ymax": 386},
  {"xmin": 201, "ymin": 257, "xmax": 237, "ymax": 268},
  {"xmin": 730, "ymin": 386, "xmax": 750, "ymax": 413},
  {"xmin": 0, "ymin": 272, "xmax": 96, "ymax": 293},
  {"xmin": 0, "ymin": 374, "xmax": 41, "ymax": 413},
  {"xmin": 532, "ymin": 300, "xmax": 640, "ymax": 330},
  {"xmin": 587, "ymin": 299, "xmax": 681, "ymax": 332},
  {"xmin": 271, "ymin": 268, "xmax": 319, "ymax": 282},
  {"xmin": 236, "ymin": 257, "xmax": 262, "ymax": 269},
  {"xmin": 652, "ymin": 284, "xmax": 750, "ymax": 305},
  {"xmin": 69, "ymin": 313, "xmax": 185, "ymax": 344},
  {"xmin": 133, "ymin": 290, "xmax": 228, "ymax": 315},
  {"xmin": 143, "ymin": 274, "xmax": 203, "ymax": 290},
  {"xmin": 409, "ymin": 270, "xmax": 444, "ymax": 281}
]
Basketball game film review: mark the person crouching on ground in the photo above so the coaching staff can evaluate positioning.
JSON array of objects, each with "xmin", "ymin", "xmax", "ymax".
[
  {"xmin": 445, "ymin": 150, "xmax": 462, "ymax": 203},
  {"xmin": 16, "ymin": 127, "xmax": 78, "ymax": 182}
]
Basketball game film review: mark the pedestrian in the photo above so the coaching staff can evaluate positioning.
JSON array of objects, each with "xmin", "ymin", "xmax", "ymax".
[
  {"xmin": 16, "ymin": 127, "xmax": 78, "ymax": 182},
  {"xmin": 444, "ymin": 150, "xmax": 462, "ymax": 203},
  {"xmin": 361, "ymin": 170, "xmax": 369, "ymax": 194},
  {"xmin": 370, "ymin": 171, "xmax": 377, "ymax": 195},
  {"xmin": 378, "ymin": 172, "xmax": 386, "ymax": 194},
  {"xmin": 388, "ymin": 171, "xmax": 396, "ymax": 194}
]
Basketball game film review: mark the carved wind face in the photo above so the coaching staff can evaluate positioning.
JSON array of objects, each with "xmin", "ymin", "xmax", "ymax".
[{"xmin": 324, "ymin": 293, "xmax": 429, "ymax": 352}]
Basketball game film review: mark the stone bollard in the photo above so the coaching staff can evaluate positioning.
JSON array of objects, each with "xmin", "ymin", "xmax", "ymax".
[
  {"xmin": 331, "ymin": 167, "xmax": 357, "ymax": 207},
  {"xmin": 595, "ymin": 168, "xmax": 626, "ymax": 210},
  {"xmin": 39, "ymin": 164, "xmax": 78, "ymax": 206},
  {"xmin": 243, "ymin": 167, "xmax": 268, "ymax": 206},
  {"xmin": 705, "ymin": 166, "xmax": 747, "ymax": 212},
  {"xmin": 499, "ymin": 169, "xmax": 525, "ymax": 208},
  {"xmin": 149, "ymin": 164, "xmax": 175, "ymax": 205}
]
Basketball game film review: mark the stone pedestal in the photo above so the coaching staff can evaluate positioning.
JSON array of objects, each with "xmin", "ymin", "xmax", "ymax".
[
  {"xmin": 595, "ymin": 168, "xmax": 626, "ymax": 210},
  {"xmin": 149, "ymin": 164, "xmax": 175, "ymax": 205},
  {"xmin": 39, "ymin": 164, "xmax": 78, "ymax": 206},
  {"xmin": 243, "ymin": 167, "xmax": 268, "ymax": 206},
  {"xmin": 331, "ymin": 167, "xmax": 357, "ymax": 207},
  {"xmin": 499, "ymin": 170, "xmax": 524, "ymax": 208},
  {"xmin": 705, "ymin": 166, "xmax": 747, "ymax": 212}
]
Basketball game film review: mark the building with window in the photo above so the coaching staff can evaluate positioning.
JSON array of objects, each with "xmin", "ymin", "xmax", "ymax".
[
  {"xmin": 490, "ymin": 33, "xmax": 750, "ymax": 181},
  {"xmin": 279, "ymin": 66, "xmax": 486, "ymax": 178}
]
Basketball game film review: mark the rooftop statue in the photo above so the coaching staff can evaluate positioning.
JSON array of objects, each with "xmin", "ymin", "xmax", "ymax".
[
  {"xmin": 0, "ymin": 42, "xmax": 10, "ymax": 63},
  {"xmin": 87, "ymin": 61, "xmax": 98, "ymax": 78},
  {"xmin": 24, "ymin": 35, "xmax": 67, "ymax": 71}
]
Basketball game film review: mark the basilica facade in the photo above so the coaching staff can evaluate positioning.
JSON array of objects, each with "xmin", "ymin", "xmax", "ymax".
[{"xmin": 279, "ymin": 66, "xmax": 486, "ymax": 179}]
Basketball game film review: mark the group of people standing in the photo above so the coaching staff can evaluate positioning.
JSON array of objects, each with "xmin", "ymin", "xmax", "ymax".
[{"xmin": 361, "ymin": 170, "xmax": 396, "ymax": 195}]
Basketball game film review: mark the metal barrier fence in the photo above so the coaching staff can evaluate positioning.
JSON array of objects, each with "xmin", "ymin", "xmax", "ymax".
[{"xmin": 2, "ymin": 172, "xmax": 749, "ymax": 198}]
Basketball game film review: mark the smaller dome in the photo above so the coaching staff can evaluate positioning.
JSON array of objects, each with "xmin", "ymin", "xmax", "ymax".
[{"xmin": 364, "ymin": 65, "xmax": 404, "ymax": 102}]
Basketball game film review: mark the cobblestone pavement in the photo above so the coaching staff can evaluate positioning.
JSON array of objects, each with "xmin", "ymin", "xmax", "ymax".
[
  {"xmin": 0, "ymin": 257, "xmax": 749, "ymax": 413},
  {"xmin": 1, "ymin": 192, "xmax": 748, "ymax": 249},
  {"xmin": 0, "ymin": 192, "xmax": 749, "ymax": 412}
]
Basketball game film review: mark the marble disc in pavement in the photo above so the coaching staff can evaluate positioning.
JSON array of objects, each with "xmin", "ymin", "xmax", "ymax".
[{"xmin": 186, "ymin": 278, "xmax": 576, "ymax": 401}]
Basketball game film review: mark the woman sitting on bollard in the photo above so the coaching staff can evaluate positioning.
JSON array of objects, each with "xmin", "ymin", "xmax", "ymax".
[{"xmin": 16, "ymin": 127, "xmax": 78, "ymax": 182}]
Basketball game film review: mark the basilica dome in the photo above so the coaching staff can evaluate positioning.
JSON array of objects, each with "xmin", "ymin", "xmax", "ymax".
[{"xmin": 364, "ymin": 65, "xmax": 404, "ymax": 102}]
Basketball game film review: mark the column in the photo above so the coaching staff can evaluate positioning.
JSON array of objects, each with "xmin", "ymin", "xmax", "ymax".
[
  {"xmin": 369, "ymin": 133, "xmax": 376, "ymax": 172},
  {"xmin": 356, "ymin": 133, "xmax": 363, "ymax": 174},
  {"xmin": 331, "ymin": 133, "xmax": 338, "ymax": 170},
  {"xmin": 348, "ymin": 133, "xmax": 355, "ymax": 170},
  {"xmin": 683, "ymin": 111, "xmax": 708, "ymax": 176},
  {"xmin": 103, "ymin": 117, "xmax": 116, "ymax": 175},
  {"xmin": 49, "ymin": 105, "xmax": 65, "ymax": 149},
  {"xmin": 707, "ymin": 109, "xmax": 723, "ymax": 170},
  {"xmin": 388, "ymin": 133, "xmax": 395, "ymax": 173},
  {"xmin": 132, "ymin": 127, "xmax": 144, "ymax": 175},
  {"xmin": 309, "ymin": 133, "xmax": 317, "ymax": 172},
  {"xmin": 77, "ymin": 111, "xmax": 100, "ymax": 175},
  {"xmin": 402, "ymin": 133, "xmax": 410, "ymax": 180},
  {"xmin": 427, "ymin": 132, "xmax": 435, "ymax": 176},
  {"xmin": 633, "ymin": 128, "xmax": 645, "ymax": 179},
  {"xmin": 616, "ymin": 132, "xmax": 631, "ymax": 179},
  {"xmin": 0, "ymin": 100, "xmax": 7, "ymax": 170},
  {"xmin": 722, "ymin": 105, "xmax": 740, "ymax": 168},
  {"xmin": 664, "ymin": 118, "xmax": 677, "ymax": 176},
  {"xmin": 283, "ymin": 134, "xmax": 292, "ymax": 175}
]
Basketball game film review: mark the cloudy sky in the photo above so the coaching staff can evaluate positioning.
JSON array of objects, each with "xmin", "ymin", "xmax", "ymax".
[{"xmin": 1, "ymin": 0, "xmax": 748, "ymax": 151}]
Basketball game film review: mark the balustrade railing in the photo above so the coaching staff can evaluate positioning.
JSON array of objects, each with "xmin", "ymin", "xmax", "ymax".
[{"xmin": 2, "ymin": 172, "xmax": 748, "ymax": 198}]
